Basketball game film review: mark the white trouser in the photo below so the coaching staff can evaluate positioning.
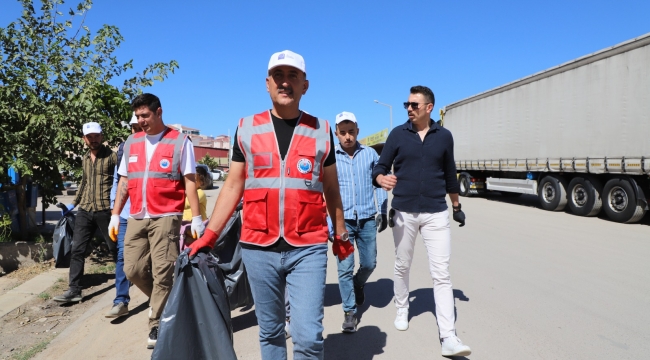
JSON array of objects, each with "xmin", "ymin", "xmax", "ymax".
[{"xmin": 392, "ymin": 209, "xmax": 455, "ymax": 339}]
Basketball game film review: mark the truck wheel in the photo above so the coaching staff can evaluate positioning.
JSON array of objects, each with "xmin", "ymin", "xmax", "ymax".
[
  {"xmin": 567, "ymin": 176, "xmax": 603, "ymax": 216},
  {"xmin": 459, "ymin": 173, "xmax": 472, "ymax": 197},
  {"xmin": 538, "ymin": 176, "xmax": 568, "ymax": 211},
  {"xmin": 602, "ymin": 178, "xmax": 646, "ymax": 223}
]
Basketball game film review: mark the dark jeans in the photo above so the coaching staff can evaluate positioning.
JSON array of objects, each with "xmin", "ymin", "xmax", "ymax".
[
  {"xmin": 114, "ymin": 217, "xmax": 131, "ymax": 305},
  {"xmin": 69, "ymin": 209, "xmax": 117, "ymax": 293}
]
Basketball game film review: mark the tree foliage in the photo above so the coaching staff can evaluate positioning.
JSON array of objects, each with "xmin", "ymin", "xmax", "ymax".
[
  {"xmin": 198, "ymin": 154, "xmax": 219, "ymax": 171},
  {"xmin": 0, "ymin": 0, "xmax": 179, "ymax": 210}
]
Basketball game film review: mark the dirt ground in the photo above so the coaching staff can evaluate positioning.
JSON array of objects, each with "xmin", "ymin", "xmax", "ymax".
[{"xmin": 0, "ymin": 255, "xmax": 116, "ymax": 360}]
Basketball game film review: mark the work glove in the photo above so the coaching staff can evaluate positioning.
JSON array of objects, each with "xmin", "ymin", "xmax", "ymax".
[
  {"xmin": 191, "ymin": 215, "xmax": 206, "ymax": 239},
  {"xmin": 376, "ymin": 214, "xmax": 388, "ymax": 233},
  {"xmin": 332, "ymin": 235, "xmax": 354, "ymax": 261},
  {"xmin": 188, "ymin": 228, "xmax": 218, "ymax": 256},
  {"xmin": 57, "ymin": 203, "xmax": 75, "ymax": 216},
  {"xmin": 453, "ymin": 209, "xmax": 466, "ymax": 227},
  {"xmin": 108, "ymin": 215, "xmax": 120, "ymax": 242}
]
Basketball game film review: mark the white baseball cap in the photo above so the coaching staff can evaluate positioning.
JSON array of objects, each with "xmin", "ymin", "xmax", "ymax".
[
  {"xmin": 129, "ymin": 112, "xmax": 138, "ymax": 125},
  {"xmin": 268, "ymin": 50, "xmax": 306, "ymax": 74},
  {"xmin": 335, "ymin": 111, "xmax": 357, "ymax": 125},
  {"xmin": 82, "ymin": 122, "xmax": 102, "ymax": 135}
]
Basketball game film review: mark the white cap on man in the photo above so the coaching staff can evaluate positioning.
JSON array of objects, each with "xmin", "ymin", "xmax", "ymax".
[
  {"xmin": 268, "ymin": 50, "xmax": 306, "ymax": 74},
  {"xmin": 335, "ymin": 111, "xmax": 357, "ymax": 125},
  {"xmin": 129, "ymin": 112, "xmax": 138, "ymax": 126},
  {"xmin": 82, "ymin": 122, "xmax": 102, "ymax": 135}
]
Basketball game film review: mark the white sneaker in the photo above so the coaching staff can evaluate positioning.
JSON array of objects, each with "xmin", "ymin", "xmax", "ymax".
[
  {"xmin": 441, "ymin": 336, "xmax": 472, "ymax": 356},
  {"xmin": 394, "ymin": 308, "xmax": 409, "ymax": 331}
]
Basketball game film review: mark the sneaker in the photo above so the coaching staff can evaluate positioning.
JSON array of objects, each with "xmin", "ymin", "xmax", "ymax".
[
  {"xmin": 354, "ymin": 283, "xmax": 365, "ymax": 306},
  {"xmin": 394, "ymin": 308, "xmax": 409, "ymax": 331},
  {"xmin": 104, "ymin": 302, "xmax": 129, "ymax": 318},
  {"xmin": 147, "ymin": 326, "xmax": 158, "ymax": 349},
  {"xmin": 441, "ymin": 336, "xmax": 472, "ymax": 356},
  {"xmin": 341, "ymin": 311, "xmax": 358, "ymax": 333},
  {"xmin": 52, "ymin": 289, "xmax": 82, "ymax": 303},
  {"xmin": 285, "ymin": 317, "xmax": 291, "ymax": 339}
]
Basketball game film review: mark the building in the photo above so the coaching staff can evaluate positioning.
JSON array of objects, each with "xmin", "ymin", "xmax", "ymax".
[{"xmin": 168, "ymin": 123, "xmax": 231, "ymax": 170}]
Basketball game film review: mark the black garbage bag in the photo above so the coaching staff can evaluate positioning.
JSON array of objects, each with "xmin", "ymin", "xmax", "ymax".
[
  {"xmin": 52, "ymin": 204, "xmax": 75, "ymax": 268},
  {"xmin": 152, "ymin": 250, "xmax": 237, "ymax": 360},
  {"xmin": 211, "ymin": 203, "xmax": 253, "ymax": 310}
]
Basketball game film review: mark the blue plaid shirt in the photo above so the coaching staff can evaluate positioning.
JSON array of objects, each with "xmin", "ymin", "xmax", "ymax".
[{"xmin": 335, "ymin": 142, "xmax": 388, "ymax": 220}]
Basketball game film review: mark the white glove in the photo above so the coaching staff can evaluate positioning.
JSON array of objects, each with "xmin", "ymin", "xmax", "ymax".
[
  {"xmin": 108, "ymin": 215, "xmax": 120, "ymax": 242},
  {"xmin": 191, "ymin": 215, "xmax": 206, "ymax": 239}
]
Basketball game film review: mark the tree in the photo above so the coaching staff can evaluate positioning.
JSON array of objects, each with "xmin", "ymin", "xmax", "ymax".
[
  {"xmin": 0, "ymin": 0, "xmax": 179, "ymax": 238},
  {"xmin": 198, "ymin": 154, "xmax": 219, "ymax": 171}
]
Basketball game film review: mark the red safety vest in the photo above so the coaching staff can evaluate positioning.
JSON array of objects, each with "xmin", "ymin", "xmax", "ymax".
[
  {"xmin": 237, "ymin": 111, "xmax": 331, "ymax": 247},
  {"xmin": 123, "ymin": 128, "xmax": 187, "ymax": 216}
]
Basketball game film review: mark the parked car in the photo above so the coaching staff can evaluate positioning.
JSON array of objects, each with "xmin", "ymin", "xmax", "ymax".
[
  {"xmin": 211, "ymin": 169, "xmax": 224, "ymax": 181},
  {"xmin": 195, "ymin": 164, "xmax": 213, "ymax": 190}
]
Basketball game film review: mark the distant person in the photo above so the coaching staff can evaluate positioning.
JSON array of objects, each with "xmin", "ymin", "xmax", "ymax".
[
  {"xmin": 372, "ymin": 85, "xmax": 471, "ymax": 357},
  {"xmin": 188, "ymin": 50, "xmax": 351, "ymax": 359},
  {"xmin": 183, "ymin": 165, "xmax": 208, "ymax": 222},
  {"xmin": 54, "ymin": 122, "xmax": 117, "ymax": 304},
  {"xmin": 109, "ymin": 93, "xmax": 204, "ymax": 349},
  {"xmin": 106, "ymin": 114, "xmax": 143, "ymax": 318},
  {"xmin": 333, "ymin": 111, "xmax": 387, "ymax": 332}
]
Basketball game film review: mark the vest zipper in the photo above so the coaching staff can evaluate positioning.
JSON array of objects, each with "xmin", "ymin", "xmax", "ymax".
[{"xmin": 279, "ymin": 159, "xmax": 286, "ymax": 237}]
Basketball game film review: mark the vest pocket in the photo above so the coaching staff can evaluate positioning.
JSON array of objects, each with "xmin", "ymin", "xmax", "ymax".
[
  {"xmin": 243, "ymin": 189, "xmax": 268, "ymax": 230},
  {"xmin": 296, "ymin": 194, "xmax": 325, "ymax": 233}
]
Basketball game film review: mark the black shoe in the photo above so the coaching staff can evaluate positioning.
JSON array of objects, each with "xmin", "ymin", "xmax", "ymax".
[
  {"xmin": 147, "ymin": 326, "xmax": 158, "ymax": 349},
  {"xmin": 354, "ymin": 283, "xmax": 365, "ymax": 306},
  {"xmin": 341, "ymin": 311, "xmax": 358, "ymax": 333},
  {"xmin": 52, "ymin": 289, "xmax": 82, "ymax": 303}
]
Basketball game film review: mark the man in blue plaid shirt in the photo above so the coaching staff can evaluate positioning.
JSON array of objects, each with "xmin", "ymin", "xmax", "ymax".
[{"xmin": 333, "ymin": 111, "xmax": 388, "ymax": 333}]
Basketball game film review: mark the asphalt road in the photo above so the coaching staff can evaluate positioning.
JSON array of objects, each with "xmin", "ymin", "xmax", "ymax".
[
  {"xmin": 34, "ymin": 185, "xmax": 650, "ymax": 359},
  {"xmin": 229, "ymin": 188, "xmax": 650, "ymax": 359}
]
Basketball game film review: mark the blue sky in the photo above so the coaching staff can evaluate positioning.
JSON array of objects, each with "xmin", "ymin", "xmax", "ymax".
[{"xmin": 2, "ymin": 0, "xmax": 649, "ymax": 140}]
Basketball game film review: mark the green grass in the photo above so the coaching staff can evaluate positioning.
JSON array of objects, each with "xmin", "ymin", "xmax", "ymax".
[
  {"xmin": 38, "ymin": 292, "xmax": 50, "ymax": 300},
  {"xmin": 11, "ymin": 338, "xmax": 52, "ymax": 360},
  {"xmin": 86, "ymin": 262, "xmax": 116, "ymax": 275}
]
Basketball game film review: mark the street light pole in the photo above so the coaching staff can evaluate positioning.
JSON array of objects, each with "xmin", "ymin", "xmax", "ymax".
[{"xmin": 374, "ymin": 100, "xmax": 393, "ymax": 130}]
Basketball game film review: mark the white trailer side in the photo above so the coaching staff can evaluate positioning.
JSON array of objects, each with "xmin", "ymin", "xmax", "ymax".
[{"xmin": 443, "ymin": 33, "xmax": 650, "ymax": 223}]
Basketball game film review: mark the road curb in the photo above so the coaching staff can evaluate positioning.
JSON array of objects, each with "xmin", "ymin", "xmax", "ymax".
[{"xmin": 0, "ymin": 268, "xmax": 68, "ymax": 318}]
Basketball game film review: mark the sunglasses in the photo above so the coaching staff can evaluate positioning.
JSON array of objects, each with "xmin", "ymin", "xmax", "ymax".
[{"xmin": 403, "ymin": 102, "xmax": 430, "ymax": 110}]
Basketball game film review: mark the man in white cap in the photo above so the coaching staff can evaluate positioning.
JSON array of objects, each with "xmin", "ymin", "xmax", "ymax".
[
  {"xmin": 190, "ymin": 50, "xmax": 351, "ymax": 359},
  {"xmin": 54, "ymin": 122, "xmax": 118, "ymax": 304},
  {"xmin": 105, "ymin": 114, "xmax": 143, "ymax": 318},
  {"xmin": 333, "ymin": 111, "xmax": 387, "ymax": 333}
]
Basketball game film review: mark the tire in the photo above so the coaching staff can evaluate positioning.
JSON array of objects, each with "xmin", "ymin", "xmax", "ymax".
[
  {"xmin": 567, "ymin": 176, "xmax": 603, "ymax": 217},
  {"xmin": 538, "ymin": 175, "xmax": 568, "ymax": 211},
  {"xmin": 459, "ymin": 173, "xmax": 471, "ymax": 197},
  {"xmin": 602, "ymin": 178, "xmax": 646, "ymax": 223}
]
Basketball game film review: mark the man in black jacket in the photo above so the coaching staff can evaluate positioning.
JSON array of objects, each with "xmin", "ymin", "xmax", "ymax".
[{"xmin": 372, "ymin": 85, "xmax": 471, "ymax": 357}]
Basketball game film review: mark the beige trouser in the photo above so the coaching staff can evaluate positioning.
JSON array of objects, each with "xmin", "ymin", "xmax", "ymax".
[{"xmin": 124, "ymin": 215, "xmax": 181, "ymax": 329}]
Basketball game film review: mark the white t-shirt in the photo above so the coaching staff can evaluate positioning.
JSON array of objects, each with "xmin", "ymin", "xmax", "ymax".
[{"xmin": 118, "ymin": 129, "xmax": 196, "ymax": 219}]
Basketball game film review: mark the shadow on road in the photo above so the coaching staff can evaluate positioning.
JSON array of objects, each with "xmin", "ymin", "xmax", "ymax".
[
  {"xmin": 232, "ymin": 307, "xmax": 258, "ymax": 333},
  {"xmin": 357, "ymin": 278, "xmax": 394, "ymax": 320},
  {"xmin": 409, "ymin": 288, "xmax": 469, "ymax": 322},
  {"xmin": 483, "ymin": 192, "xmax": 540, "ymax": 209},
  {"xmin": 324, "ymin": 325, "xmax": 386, "ymax": 360}
]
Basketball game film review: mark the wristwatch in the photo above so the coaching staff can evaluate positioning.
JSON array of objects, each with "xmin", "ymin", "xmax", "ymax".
[
  {"xmin": 334, "ymin": 232, "xmax": 349, "ymax": 242},
  {"xmin": 452, "ymin": 203, "xmax": 462, "ymax": 212}
]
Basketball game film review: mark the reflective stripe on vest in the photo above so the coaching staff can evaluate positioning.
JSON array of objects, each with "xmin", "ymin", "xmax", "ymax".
[
  {"xmin": 237, "ymin": 111, "xmax": 331, "ymax": 246},
  {"xmin": 123, "ymin": 127, "xmax": 187, "ymax": 215}
]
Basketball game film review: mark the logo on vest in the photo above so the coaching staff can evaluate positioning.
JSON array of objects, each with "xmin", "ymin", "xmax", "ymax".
[
  {"xmin": 297, "ymin": 158, "xmax": 313, "ymax": 174},
  {"xmin": 159, "ymin": 159, "xmax": 170, "ymax": 169}
]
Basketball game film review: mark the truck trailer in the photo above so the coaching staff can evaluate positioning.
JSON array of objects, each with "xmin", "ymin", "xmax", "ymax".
[{"xmin": 442, "ymin": 33, "xmax": 650, "ymax": 223}]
